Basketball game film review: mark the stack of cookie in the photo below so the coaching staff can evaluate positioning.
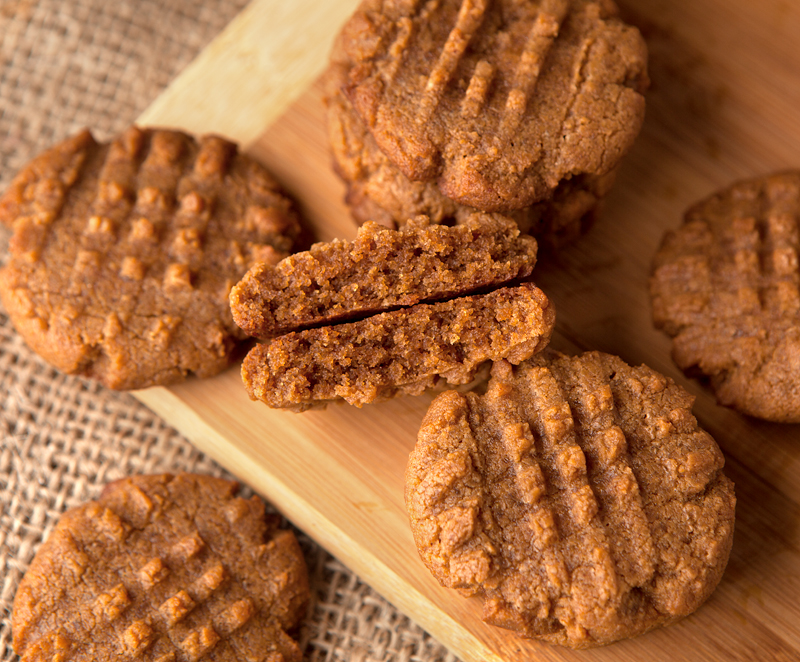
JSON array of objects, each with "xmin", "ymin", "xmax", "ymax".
[
  {"xmin": 307, "ymin": 0, "xmax": 734, "ymax": 649},
  {"xmin": 324, "ymin": 0, "xmax": 649, "ymax": 249}
]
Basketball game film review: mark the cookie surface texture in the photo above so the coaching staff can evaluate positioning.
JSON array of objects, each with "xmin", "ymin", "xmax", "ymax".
[
  {"xmin": 0, "ymin": 126, "xmax": 300, "ymax": 389},
  {"xmin": 332, "ymin": 0, "xmax": 648, "ymax": 211},
  {"xmin": 231, "ymin": 213, "xmax": 538, "ymax": 339},
  {"xmin": 650, "ymin": 171, "xmax": 800, "ymax": 422},
  {"xmin": 12, "ymin": 472, "xmax": 309, "ymax": 662},
  {"xmin": 324, "ymin": 62, "xmax": 617, "ymax": 249},
  {"xmin": 405, "ymin": 350, "xmax": 735, "ymax": 648}
]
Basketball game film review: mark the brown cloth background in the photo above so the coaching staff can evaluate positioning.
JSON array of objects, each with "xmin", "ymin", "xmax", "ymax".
[{"xmin": 0, "ymin": 1, "xmax": 458, "ymax": 660}]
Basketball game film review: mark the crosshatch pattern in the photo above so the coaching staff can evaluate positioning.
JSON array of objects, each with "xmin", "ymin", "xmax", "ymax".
[{"xmin": 0, "ymin": 2, "xmax": 459, "ymax": 661}]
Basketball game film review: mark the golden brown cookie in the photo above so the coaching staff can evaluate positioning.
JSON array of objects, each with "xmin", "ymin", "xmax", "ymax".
[
  {"xmin": 0, "ymin": 126, "xmax": 300, "ymax": 389},
  {"xmin": 243, "ymin": 282, "xmax": 555, "ymax": 411},
  {"xmin": 650, "ymin": 170, "xmax": 800, "ymax": 422},
  {"xmin": 231, "ymin": 213, "xmax": 538, "ymax": 339},
  {"xmin": 405, "ymin": 350, "xmax": 735, "ymax": 648},
  {"xmin": 324, "ymin": 62, "xmax": 618, "ymax": 249},
  {"xmin": 330, "ymin": 0, "xmax": 648, "ymax": 212},
  {"xmin": 12, "ymin": 472, "xmax": 309, "ymax": 662}
]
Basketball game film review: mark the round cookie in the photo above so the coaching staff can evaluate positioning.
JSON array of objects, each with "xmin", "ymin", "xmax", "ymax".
[
  {"xmin": 650, "ymin": 170, "xmax": 800, "ymax": 422},
  {"xmin": 405, "ymin": 350, "xmax": 735, "ymax": 648},
  {"xmin": 12, "ymin": 472, "xmax": 309, "ymax": 662},
  {"xmin": 324, "ymin": 63, "xmax": 618, "ymax": 250},
  {"xmin": 331, "ymin": 0, "xmax": 648, "ymax": 212},
  {"xmin": 0, "ymin": 126, "xmax": 301, "ymax": 389}
]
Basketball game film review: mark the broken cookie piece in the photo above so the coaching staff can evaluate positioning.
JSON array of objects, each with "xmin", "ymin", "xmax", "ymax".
[
  {"xmin": 231, "ymin": 213, "xmax": 538, "ymax": 339},
  {"xmin": 243, "ymin": 282, "xmax": 555, "ymax": 410},
  {"xmin": 234, "ymin": 215, "xmax": 554, "ymax": 410}
]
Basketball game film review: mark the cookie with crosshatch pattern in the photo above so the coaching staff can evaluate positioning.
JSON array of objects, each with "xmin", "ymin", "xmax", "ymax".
[
  {"xmin": 650, "ymin": 170, "xmax": 800, "ymax": 422},
  {"xmin": 323, "ymin": 59, "xmax": 619, "ymax": 250},
  {"xmin": 405, "ymin": 350, "xmax": 735, "ymax": 648},
  {"xmin": 12, "ymin": 472, "xmax": 309, "ymax": 662},
  {"xmin": 330, "ymin": 0, "xmax": 648, "ymax": 213},
  {"xmin": 0, "ymin": 126, "xmax": 300, "ymax": 389}
]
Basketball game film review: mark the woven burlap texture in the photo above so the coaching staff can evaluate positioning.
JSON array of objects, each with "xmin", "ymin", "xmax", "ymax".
[{"xmin": 0, "ymin": 2, "xmax": 459, "ymax": 660}]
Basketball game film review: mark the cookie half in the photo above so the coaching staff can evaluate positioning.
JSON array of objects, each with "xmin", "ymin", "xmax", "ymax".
[
  {"xmin": 0, "ymin": 126, "xmax": 300, "ymax": 389},
  {"xmin": 332, "ymin": 0, "xmax": 648, "ymax": 211},
  {"xmin": 12, "ymin": 472, "xmax": 309, "ymax": 662},
  {"xmin": 243, "ymin": 282, "xmax": 555, "ymax": 411},
  {"xmin": 405, "ymin": 350, "xmax": 735, "ymax": 648},
  {"xmin": 650, "ymin": 170, "xmax": 800, "ymax": 422},
  {"xmin": 231, "ymin": 213, "xmax": 538, "ymax": 339}
]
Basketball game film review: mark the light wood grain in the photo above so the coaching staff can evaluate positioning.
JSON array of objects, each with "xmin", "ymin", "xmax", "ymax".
[
  {"xmin": 137, "ymin": 0, "xmax": 360, "ymax": 146},
  {"xmin": 135, "ymin": 0, "xmax": 800, "ymax": 660}
]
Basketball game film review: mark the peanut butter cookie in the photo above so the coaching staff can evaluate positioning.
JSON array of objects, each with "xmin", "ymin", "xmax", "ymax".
[
  {"xmin": 243, "ymin": 283, "xmax": 555, "ymax": 411},
  {"xmin": 12, "ymin": 472, "xmax": 309, "ymax": 662},
  {"xmin": 650, "ymin": 171, "xmax": 800, "ymax": 422},
  {"xmin": 405, "ymin": 350, "xmax": 735, "ymax": 648},
  {"xmin": 231, "ymin": 213, "xmax": 538, "ymax": 339},
  {"xmin": 324, "ymin": 62, "xmax": 618, "ymax": 249},
  {"xmin": 0, "ymin": 126, "xmax": 300, "ymax": 389},
  {"xmin": 330, "ymin": 0, "xmax": 648, "ymax": 212}
]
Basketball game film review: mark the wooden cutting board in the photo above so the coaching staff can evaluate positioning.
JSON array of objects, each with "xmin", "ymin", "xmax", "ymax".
[{"xmin": 134, "ymin": 0, "xmax": 800, "ymax": 660}]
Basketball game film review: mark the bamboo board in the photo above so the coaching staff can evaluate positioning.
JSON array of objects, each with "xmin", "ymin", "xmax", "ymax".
[{"xmin": 134, "ymin": 0, "xmax": 800, "ymax": 660}]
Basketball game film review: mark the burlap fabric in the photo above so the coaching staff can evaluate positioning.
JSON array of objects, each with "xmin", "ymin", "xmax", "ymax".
[{"xmin": 0, "ymin": 2, "xmax": 459, "ymax": 660}]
